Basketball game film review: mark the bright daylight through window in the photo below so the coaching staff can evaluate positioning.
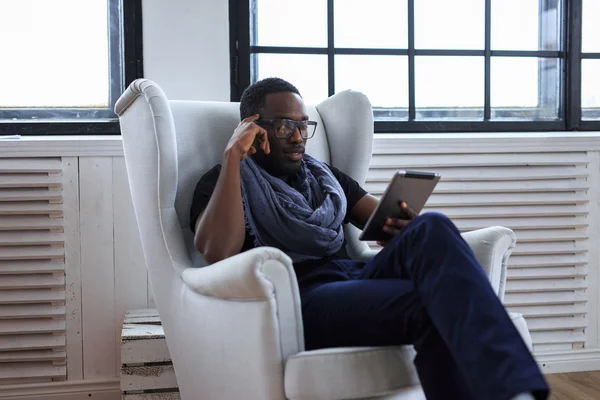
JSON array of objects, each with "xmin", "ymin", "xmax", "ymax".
[
  {"xmin": 582, "ymin": 0, "xmax": 600, "ymax": 120},
  {"xmin": 0, "ymin": 0, "xmax": 140, "ymax": 134},
  {"xmin": 231, "ymin": 0, "xmax": 600, "ymax": 132}
]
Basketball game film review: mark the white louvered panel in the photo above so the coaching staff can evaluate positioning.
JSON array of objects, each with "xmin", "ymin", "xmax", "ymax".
[
  {"xmin": 367, "ymin": 150, "xmax": 592, "ymax": 352},
  {"xmin": 0, "ymin": 216, "xmax": 63, "ymax": 231},
  {"xmin": 367, "ymin": 165, "xmax": 588, "ymax": 181},
  {"xmin": 0, "ymin": 158, "xmax": 66, "ymax": 384},
  {"xmin": 509, "ymin": 266, "xmax": 587, "ymax": 279},
  {"xmin": 365, "ymin": 179, "xmax": 589, "ymax": 194},
  {"xmin": 0, "ymin": 231, "xmax": 65, "ymax": 246},
  {"xmin": 511, "ymin": 304, "xmax": 587, "ymax": 318},
  {"xmin": 453, "ymin": 216, "xmax": 588, "ymax": 231},
  {"xmin": 505, "ymin": 291, "xmax": 587, "ymax": 306},
  {"xmin": 0, "ymin": 334, "xmax": 65, "ymax": 352},
  {"xmin": 0, "ymin": 159, "xmax": 62, "ymax": 174},
  {"xmin": 0, "ymin": 261, "xmax": 64, "ymax": 275},
  {"xmin": 0, "ymin": 189, "xmax": 62, "ymax": 203},
  {"xmin": 427, "ymin": 192, "xmax": 587, "ymax": 206},
  {"xmin": 0, "ymin": 350, "xmax": 66, "ymax": 363},
  {"xmin": 370, "ymin": 152, "xmax": 590, "ymax": 167},
  {"xmin": 0, "ymin": 274, "xmax": 64, "ymax": 290},
  {"xmin": 515, "ymin": 229, "xmax": 588, "ymax": 242},
  {"xmin": 534, "ymin": 343, "xmax": 576, "ymax": 352},
  {"xmin": 0, "ymin": 174, "xmax": 62, "ymax": 189},
  {"xmin": 511, "ymin": 242, "xmax": 588, "ymax": 256},
  {"xmin": 0, "ymin": 304, "xmax": 65, "ymax": 319},
  {"xmin": 0, "ymin": 246, "xmax": 64, "ymax": 261},
  {"xmin": 0, "ymin": 362, "xmax": 66, "ymax": 383},
  {"xmin": 0, "ymin": 288, "xmax": 65, "ymax": 304},
  {"xmin": 0, "ymin": 202, "xmax": 62, "ymax": 216},
  {"xmin": 508, "ymin": 254, "xmax": 588, "ymax": 268},
  {"xmin": 0, "ymin": 319, "xmax": 65, "ymax": 335},
  {"xmin": 423, "ymin": 205, "xmax": 588, "ymax": 219}
]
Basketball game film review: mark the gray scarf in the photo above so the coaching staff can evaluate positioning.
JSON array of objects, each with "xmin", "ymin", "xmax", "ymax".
[{"xmin": 240, "ymin": 154, "xmax": 347, "ymax": 263}]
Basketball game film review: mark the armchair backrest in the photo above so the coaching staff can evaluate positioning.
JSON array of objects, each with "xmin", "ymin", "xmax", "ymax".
[{"xmin": 116, "ymin": 79, "xmax": 374, "ymax": 272}]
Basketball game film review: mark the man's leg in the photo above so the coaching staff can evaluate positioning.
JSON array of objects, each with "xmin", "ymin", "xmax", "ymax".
[
  {"xmin": 359, "ymin": 212, "xmax": 549, "ymax": 400},
  {"xmin": 301, "ymin": 277, "xmax": 476, "ymax": 400}
]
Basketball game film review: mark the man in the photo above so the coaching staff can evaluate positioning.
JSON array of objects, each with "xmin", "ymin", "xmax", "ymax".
[{"xmin": 190, "ymin": 78, "xmax": 549, "ymax": 400}]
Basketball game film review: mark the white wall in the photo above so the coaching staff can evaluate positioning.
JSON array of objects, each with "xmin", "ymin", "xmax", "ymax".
[{"xmin": 142, "ymin": 0, "xmax": 230, "ymax": 101}]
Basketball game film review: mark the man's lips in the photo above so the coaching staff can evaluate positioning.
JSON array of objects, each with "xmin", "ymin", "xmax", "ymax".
[{"xmin": 283, "ymin": 148, "xmax": 305, "ymax": 161}]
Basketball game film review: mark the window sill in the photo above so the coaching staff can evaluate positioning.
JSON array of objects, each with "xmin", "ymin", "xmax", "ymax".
[
  {"xmin": 374, "ymin": 132, "xmax": 600, "ymax": 154},
  {"xmin": 0, "ymin": 135, "xmax": 124, "ymax": 157},
  {"xmin": 0, "ymin": 132, "xmax": 599, "ymax": 158}
]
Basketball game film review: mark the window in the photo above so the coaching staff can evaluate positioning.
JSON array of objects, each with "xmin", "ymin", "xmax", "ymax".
[
  {"xmin": 0, "ymin": 0, "xmax": 143, "ymax": 135},
  {"xmin": 230, "ymin": 0, "xmax": 599, "ymax": 132},
  {"xmin": 581, "ymin": 0, "xmax": 600, "ymax": 122}
]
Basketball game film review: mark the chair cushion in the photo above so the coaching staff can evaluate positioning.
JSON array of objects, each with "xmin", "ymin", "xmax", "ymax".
[
  {"xmin": 284, "ymin": 314, "xmax": 532, "ymax": 400},
  {"xmin": 284, "ymin": 346, "xmax": 419, "ymax": 400}
]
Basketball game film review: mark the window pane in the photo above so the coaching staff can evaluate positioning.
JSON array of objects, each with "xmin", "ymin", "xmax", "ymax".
[
  {"xmin": 582, "ymin": 0, "xmax": 600, "ymax": 52},
  {"xmin": 582, "ymin": 59, "xmax": 600, "ymax": 120},
  {"xmin": 0, "ymin": 0, "xmax": 109, "ymax": 108},
  {"xmin": 335, "ymin": 56, "xmax": 408, "ymax": 111},
  {"xmin": 415, "ymin": 57, "xmax": 484, "ymax": 119},
  {"xmin": 335, "ymin": 0, "xmax": 407, "ymax": 49},
  {"xmin": 491, "ymin": 57, "xmax": 559, "ymax": 120},
  {"xmin": 492, "ymin": 0, "xmax": 561, "ymax": 51},
  {"xmin": 415, "ymin": 0, "xmax": 484, "ymax": 50},
  {"xmin": 254, "ymin": 0, "xmax": 326, "ymax": 47},
  {"xmin": 254, "ymin": 54, "xmax": 328, "ymax": 105}
]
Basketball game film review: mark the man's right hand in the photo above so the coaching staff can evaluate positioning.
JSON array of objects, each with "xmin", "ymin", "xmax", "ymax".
[{"xmin": 224, "ymin": 114, "xmax": 270, "ymax": 161}]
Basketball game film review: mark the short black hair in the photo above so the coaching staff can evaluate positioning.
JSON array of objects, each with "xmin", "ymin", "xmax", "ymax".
[{"xmin": 239, "ymin": 77, "xmax": 301, "ymax": 120}]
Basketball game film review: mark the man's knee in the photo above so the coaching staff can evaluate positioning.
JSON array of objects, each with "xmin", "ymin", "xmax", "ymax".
[
  {"xmin": 415, "ymin": 211, "xmax": 451, "ymax": 225},
  {"xmin": 397, "ymin": 212, "xmax": 460, "ymax": 248},
  {"xmin": 409, "ymin": 212, "xmax": 457, "ymax": 234}
]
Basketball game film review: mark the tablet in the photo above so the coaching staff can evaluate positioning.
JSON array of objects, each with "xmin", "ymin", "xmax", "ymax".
[{"xmin": 359, "ymin": 170, "xmax": 441, "ymax": 241}]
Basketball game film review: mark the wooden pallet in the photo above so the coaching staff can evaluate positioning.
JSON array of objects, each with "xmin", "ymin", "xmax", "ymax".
[{"xmin": 121, "ymin": 309, "xmax": 180, "ymax": 399}]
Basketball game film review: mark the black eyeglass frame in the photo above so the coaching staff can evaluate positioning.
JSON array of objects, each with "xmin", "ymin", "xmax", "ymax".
[{"xmin": 256, "ymin": 118, "xmax": 318, "ymax": 139}]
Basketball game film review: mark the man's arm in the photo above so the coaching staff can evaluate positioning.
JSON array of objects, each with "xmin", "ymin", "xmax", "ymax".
[
  {"xmin": 348, "ymin": 193, "xmax": 379, "ymax": 230},
  {"xmin": 194, "ymin": 153, "xmax": 246, "ymax": 264},
  {"xmin": 194, "ymin": 115, "xmax": 269, "ymax": 264}
]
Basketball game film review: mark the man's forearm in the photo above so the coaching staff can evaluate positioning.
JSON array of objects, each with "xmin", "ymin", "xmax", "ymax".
[{"xmin": 194, "ymin": 150, "xmax": 246, "ymax": 264}]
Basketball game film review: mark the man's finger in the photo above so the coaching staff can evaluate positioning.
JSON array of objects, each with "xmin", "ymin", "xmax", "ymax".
[
  {"xmin": 258, "ymin": 128, "xmax": 270, "ymax": 154},
  {"xmin": 400, "ymin": 201, "xmax": 417, "ymax": 219},
  {"xmin": 383, "ymin": 225, "xmax": 401, "ymax": 235},
  {"xmin": 386, "ymin": 218, "xmax": 410, "ymax": 229},
  {"xmin": 245, "ymin": 114, "xmax": 260, "ymax": 122}
]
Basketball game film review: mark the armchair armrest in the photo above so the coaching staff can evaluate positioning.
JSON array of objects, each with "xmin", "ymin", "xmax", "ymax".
[
  {"xmin": 356, "ymin": 226, "xmax": 516, "ymax": 300},
  {"xmin": 182, "ymin": 246, "xmax": 294, "ymax": 300},
  {"xmin": 461, "ymin": 226, "xmax": 516, "ymax": 301},
  {"xmin": 181, "ymin": 246, "xmax": 305, "ymax": 354},
  {"xmin": 171, "ymin": 247, "xmax": 304, "ymax": 400}
]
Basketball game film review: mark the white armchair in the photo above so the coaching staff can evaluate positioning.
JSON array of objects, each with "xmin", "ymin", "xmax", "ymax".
[{"xmin": 115, "ymin": 79, "xmax": 529, "ymax": 400}]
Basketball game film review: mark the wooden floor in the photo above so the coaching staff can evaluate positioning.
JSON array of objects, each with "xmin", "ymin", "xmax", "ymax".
[{"xmin": 547, "ymin": 371, "xmax": 600, "ymax": 399}]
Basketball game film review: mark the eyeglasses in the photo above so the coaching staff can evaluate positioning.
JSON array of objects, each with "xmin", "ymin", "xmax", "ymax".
[{"xmin": 256, "ymin": 119, "xmax": 318, "ymax": 139}]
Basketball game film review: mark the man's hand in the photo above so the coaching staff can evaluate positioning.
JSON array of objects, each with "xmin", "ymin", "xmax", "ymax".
[
  {"xmin": 224, "ymin": 114, "xmax": 270, "ymax": 161},
  {"xmin": 376, "ymin": 201, "xmax": 417, "ymax": 247}
]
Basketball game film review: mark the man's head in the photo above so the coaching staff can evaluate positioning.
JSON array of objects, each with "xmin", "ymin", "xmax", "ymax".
[{"xmin": 240, "ymin": 78, "xmax": 311, "ymax": 179}]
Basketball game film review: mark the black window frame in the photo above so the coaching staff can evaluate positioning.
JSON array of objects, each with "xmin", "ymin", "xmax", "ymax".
[
  {"xmin": 0, "ymin": 0, "xmax": 143, "ymax": 136},
  {"xmin": 229, "ymin": 0, "xmax": 600, "ymax": 133}
]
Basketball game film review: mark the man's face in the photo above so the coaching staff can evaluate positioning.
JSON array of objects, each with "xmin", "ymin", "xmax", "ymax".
[{"xmin": 251, "ymin": 91, "xmax": 309, "ymax": 178}]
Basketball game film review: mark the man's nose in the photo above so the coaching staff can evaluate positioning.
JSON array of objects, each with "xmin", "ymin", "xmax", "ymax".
[{"xmin": 289, "ymin": 127, "xmax": 303, "ymax": 143}]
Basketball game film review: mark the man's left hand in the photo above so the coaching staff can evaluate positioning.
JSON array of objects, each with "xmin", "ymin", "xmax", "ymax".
[{"xmin": 376, "ymin": 201, "xmax": 417, "ymax": 247}]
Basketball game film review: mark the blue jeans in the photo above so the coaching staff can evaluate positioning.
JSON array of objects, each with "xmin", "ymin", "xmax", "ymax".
[{"xmin": 298, "ymin": 213, "xmax": 549, "ymax": 400}]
